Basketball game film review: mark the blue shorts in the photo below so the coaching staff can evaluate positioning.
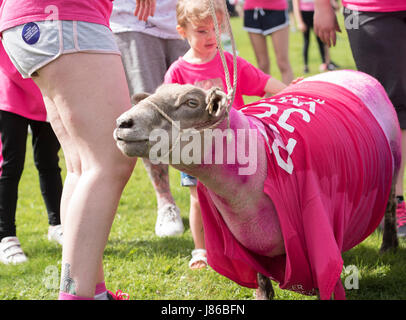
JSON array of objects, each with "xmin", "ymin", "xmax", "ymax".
[
  {"xmin": 180, "ymin": 172, "xmax": 197, "ymax": 187},
  {"xmin": 243, "ymin": 9, "xmax": 289, "ymax": 35},
  {"xmin": 2, "ymin": 20, "xmax": 120, "ymax": 78}
]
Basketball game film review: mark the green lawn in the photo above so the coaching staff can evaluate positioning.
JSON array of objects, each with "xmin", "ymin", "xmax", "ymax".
[{"xmin": 1, "ymin": 16, "xmax": 405, "ymax": 300}]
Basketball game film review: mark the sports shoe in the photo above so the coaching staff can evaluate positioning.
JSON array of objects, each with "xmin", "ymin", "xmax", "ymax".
[
  {"xmin": 107, "ymin": 290, "xmax": 129, "ymax": 300},
  {"xmin": 327, "ymin": 61, "xmax": 340, "ymax": 71},
  {"xmin": 155, "ymin": 204, "xmax": 184, "ymax": 237},
  {"xmin": 396, "ymin": 201, "xmax": 406, "ymax": 237},
  {"xmin": 319, "ymin": 63, "xmax": 328, "ymax": 72},
  {"xmin": 0, "ymin": 236, "xmax": 28, "ymax": 265},
  {"xmin": 303, "ymin": 65, "xmax": 309, "ymax": 74},
  {"xmin": 48, "ymin": 224, "xmax": 63, "ymax": 245}
]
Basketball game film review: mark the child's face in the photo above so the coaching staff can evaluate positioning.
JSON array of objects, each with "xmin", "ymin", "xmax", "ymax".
[{"xmin": 178, "ymin": 15, "xmax": 223, "ymax": 59}]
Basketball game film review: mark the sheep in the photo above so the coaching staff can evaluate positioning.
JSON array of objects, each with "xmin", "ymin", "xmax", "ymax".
[{"xmin": 114, "ymin": 70, "xmax": 400, "ymax": 300}]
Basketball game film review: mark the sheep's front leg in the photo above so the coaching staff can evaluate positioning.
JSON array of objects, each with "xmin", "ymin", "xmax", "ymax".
[
  {"xmin": 255, "ymin": 273, "xmax": 274, "ymax": 300},
  {"xmin": 380, "ymin": 182, "xmax": 399, "ymax": 253}
]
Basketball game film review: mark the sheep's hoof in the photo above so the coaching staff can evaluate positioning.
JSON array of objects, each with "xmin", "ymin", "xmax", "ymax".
[
  {"xmin": 256, "ymin": 273, "xmax": 274, "ymax": 300},
  {"xmin": 255, "ymin": 288, "xmax": 274, "ymax": 300}
]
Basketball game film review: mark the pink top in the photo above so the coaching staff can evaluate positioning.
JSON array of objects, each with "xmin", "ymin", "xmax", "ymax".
[
  {"xmin": 0, "ymin": 42, "xmax": 46, "ymax": 121},
  {"xmin": 244, "ymin": 0, "xmax": 288, "ymax": 11},
  {"xmin": 0, "ymin": 0, "xmax": 113, "ymax": 32},
  {"xmin": 342, "ymin": 0, "xmax": 406, "ymax": 12},
  {"xmin": 164, "ymin": 51, "xmax": 271, "ymax": 109},
  {"xmin": 198, "ymin": 79, "xmax": 393, "ymax": 299},
  {"xmin": 299, "ymin": 0, "xmax": 315, "ymax": 12}
]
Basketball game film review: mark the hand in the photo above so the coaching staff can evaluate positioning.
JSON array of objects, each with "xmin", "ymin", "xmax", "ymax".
[
  {"xmin": 134, "ymin": 0, "xmax": 156, "ymax": 22},
  {"xmin": 297, "ymin": 22, "xmax": 307, "ymax": 33},
  {"xmin": 314, "ymin": 3, "xmax": 341, "ymax": 47},
  {"xmin": 290, "ymin": 77, "xmax": 304, "ymax": 85}
]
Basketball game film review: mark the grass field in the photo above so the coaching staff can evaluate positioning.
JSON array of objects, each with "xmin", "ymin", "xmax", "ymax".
[{"xmin": 0, "ymin": 15, "xmax": 405, "ymax": 300}]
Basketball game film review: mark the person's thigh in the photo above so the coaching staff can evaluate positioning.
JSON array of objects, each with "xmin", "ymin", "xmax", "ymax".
[
  {"xmin": 41, "ymin": 95, "xmax": 80, "ymax": 175},
  {"xmin": 247, "ymin": 32, "xmax": 270, "ymax": 73},
  {"xmin": 115, "ymin": 32, "xmax": 168, "ymax": 95},
  {"xmin": 165, "ymin": 38, "xmax": 189, "ymax": 69},
  {"xmin": 33, "ymin": 52, "xmax": 136, "ymax": 172},
  {"xmin": 270, "ymin": 25, "xmax": 290, "ymax": 64}
]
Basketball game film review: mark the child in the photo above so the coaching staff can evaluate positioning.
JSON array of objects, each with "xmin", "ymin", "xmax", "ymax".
[
  {"xmin": 292, "ymin": 0, "xmax": 339, "ymax": 73},
  {"xmin": 164, "ymin": 0, "xmax": 287, "ymax": 270},
  {"xmin": 111, "ymin": 0, "xmax": 189, "ymax": 238}
]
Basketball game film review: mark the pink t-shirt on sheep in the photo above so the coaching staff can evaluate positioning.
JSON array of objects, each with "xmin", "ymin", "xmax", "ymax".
[{"xmin": 198, "ymin": 74, "xmax": 394, "ymax": 300}]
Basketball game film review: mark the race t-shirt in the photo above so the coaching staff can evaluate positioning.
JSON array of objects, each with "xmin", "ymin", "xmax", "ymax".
[{"xmin": 198, "ymin": 79, "xmax": 393, "ymax": 299}]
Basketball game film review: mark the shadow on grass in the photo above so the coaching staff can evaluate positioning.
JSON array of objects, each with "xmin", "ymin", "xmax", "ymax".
[
  {"xmin": 105, "ymin": 236, "xmax": 194, "ymax": 260},
  {"xmin": 342, "ymin": 234, "xmax": 406, "ymax": 300}
]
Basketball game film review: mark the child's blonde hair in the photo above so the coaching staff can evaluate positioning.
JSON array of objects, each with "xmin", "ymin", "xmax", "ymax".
[{"xmin": 176, "ymin": 0, "xmax": 225, "ymax": 28}]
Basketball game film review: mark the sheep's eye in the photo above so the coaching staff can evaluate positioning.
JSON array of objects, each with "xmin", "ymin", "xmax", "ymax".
[{"xmin": 186, "ymin": 99, "xmax": 199, "ymax": 108}]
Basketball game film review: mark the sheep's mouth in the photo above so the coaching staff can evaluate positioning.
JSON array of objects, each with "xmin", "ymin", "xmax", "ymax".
[
  {"xmin": 115, "ymin": 140, "xmax": 149, "ymax": 159},
  {"xmin": 113, "ymin": 128, "xmax": 148, "ymax": 143}
]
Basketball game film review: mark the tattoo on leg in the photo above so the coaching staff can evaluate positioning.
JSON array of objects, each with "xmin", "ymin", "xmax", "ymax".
[
  {"xmin": 143, "ymin": 159, "xmax": 177, "ymax": 209},
  {"xmin": 143, "ymin": 159, "xmax": 171, "ymax": 194},
  {"xmin": 60, "ymin": 263, "xmax": 76, "ymax": 294}
]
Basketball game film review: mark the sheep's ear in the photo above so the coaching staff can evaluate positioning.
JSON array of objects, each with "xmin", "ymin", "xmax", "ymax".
[
  {"xmin": 205, "ymin": 87, "xmax": 228, "ymax": 117},
  {"xmin": 131, "ymin": 92, "xmax": 150, "ymax": 105}
]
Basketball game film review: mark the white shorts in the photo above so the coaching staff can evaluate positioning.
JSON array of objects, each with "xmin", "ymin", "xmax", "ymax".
[{"xmin": 2, "ymin": 20, "xmax": 120, "ymax": 78}]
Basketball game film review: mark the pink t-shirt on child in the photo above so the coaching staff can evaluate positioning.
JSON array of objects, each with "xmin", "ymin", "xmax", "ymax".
[
  {"xmin": 164, "ymin": 51, "xmax": 271, "ymax": 110},
  {"xmin": 0, "ymin": 0, "xmax": 113, "ymax": 32},
  {"xmin": 342, "ymin": 0, "xmax": 406, "ymax": 12},
  {"xmin": 0, "ymin": 42, "xmax": 46, "ymax": 121},
  {"xmin": 300, "ymin": 0, "xmax": 315, "ymax": 12},
  {"xmin": 244, "ymin": 0, "xmax": 288, "ymax": 11}
]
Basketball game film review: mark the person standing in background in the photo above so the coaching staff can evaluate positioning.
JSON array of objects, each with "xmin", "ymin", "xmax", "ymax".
[
  {"xmin": 110, "ymin": 0, "xmax": 189, "ymax": 238},
  {"xmin": 243, "ymin": 0, "xmax": 294, "ymax": 84},
  {"xmin": 292, "ymin": 0, "xmax": 339, "ymax": 73},
  {"xmin": 314, "ymin": 0, "xmax": 406, "ymax": 238},
  {"xmin": 167, "ymin": 0, "xmax": 287, "ymax": 270},
  {"xmin": 0, "ymin": 42, "xmax": 63, "ymax": 265}
]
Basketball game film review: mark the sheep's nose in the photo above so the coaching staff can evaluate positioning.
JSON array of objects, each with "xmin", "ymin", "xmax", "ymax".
[{"xmin": 117, "ymin": 117, "xmax": 134, "ymax": 129}]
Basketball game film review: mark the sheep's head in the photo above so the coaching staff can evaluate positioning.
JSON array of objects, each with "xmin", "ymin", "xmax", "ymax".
[{"xmin": 114, "ymin": 83, "xmax": 228, "ymax": 159}]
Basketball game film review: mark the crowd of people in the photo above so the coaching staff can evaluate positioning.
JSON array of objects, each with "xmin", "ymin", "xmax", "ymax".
[{"xmin": 0, "ymin": 0, "xmax": 404, "ymax": 300}]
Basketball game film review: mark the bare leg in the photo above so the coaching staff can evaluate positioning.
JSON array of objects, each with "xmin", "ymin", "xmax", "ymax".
[
  {"xmin": 42, "ymin": 96, "xmax": 80, "ymax": 227},
  {"xmin": 270, "ymin": 26, "xmax": 294, "ymax": 84},
  {"xmin": 143, "ymin": 159, "xmax": 183, "ymax": 237},
  {"xmin": 34, "ymin": 52, "xmax": 136, "ymax": 297},
  {"xmin": 142, "ymin": 159, "xmax": 176, "ymax": 209},
  {"xmin": 248, "ymin": 32, "xmax": 270, "ymax": 75},
  {"xmin": 189, "ymin": 186, "xmax": 206, "ymax": 269}
]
